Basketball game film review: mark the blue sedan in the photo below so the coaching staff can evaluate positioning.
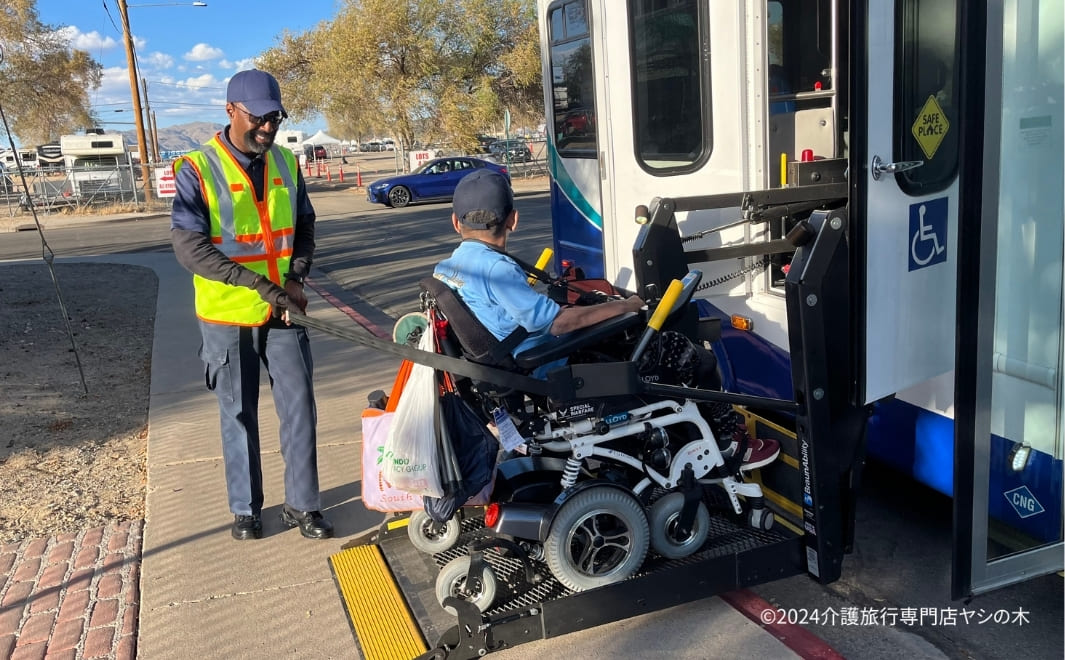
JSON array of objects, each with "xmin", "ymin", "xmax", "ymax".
[{"xmin": 366, "ymin": 157, "xmax": 510, "ymax": 208}]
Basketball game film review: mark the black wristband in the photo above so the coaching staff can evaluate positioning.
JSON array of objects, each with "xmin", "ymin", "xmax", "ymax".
[{"xmin": 284, "ymin": 272, "xmax": 305, "ymax": 285}]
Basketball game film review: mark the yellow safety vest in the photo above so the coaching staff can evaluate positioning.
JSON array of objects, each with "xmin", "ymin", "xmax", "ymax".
[{"xmin": 174, "ymin": 134, "xmax": 299, "ymax": 326}]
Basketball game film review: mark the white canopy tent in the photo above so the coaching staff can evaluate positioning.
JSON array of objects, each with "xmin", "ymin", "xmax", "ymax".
[{"xmin": 304, "ymin": 130, "xmax": 341, "ymax": 145}]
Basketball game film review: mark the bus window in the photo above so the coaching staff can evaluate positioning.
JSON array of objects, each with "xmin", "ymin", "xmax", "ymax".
[
  {"xmin": 549, "ymin": 1, "xmax": 596, "ymax": 158},
  {"xmin": 893, "ymin": 0, "xmax": 959, "ymax": 195},
  {"xmin": 629, "ymin": 0, "xmax": 709, "ymax": 173}
]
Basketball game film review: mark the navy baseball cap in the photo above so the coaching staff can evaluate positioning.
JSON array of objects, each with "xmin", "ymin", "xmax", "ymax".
[
  {"xmin": 226, "ymin": 69, "xmax": 287, "ymax": 118},
  {"xmin": 453, "ymin": 169, "xmax": 514, "ymax": 229}
]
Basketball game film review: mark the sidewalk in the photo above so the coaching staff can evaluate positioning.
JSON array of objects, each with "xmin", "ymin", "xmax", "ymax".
[{"xmin": 0, "ymin": 221, "xmax": 836, "ymax": 660}]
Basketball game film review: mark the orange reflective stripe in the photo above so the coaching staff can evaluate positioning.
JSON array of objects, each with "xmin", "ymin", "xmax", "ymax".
[
  {"xmin": 232, "ymin": 227, "xmax": 293, "ymax": 242},
  {"xmin": 230, "ymin": 183, "xmax": 244, "ymax": 192},
  {"xmin": 230, "ymin": 248, "xmax": 292, "ymax": 264},
  {"xmin": 258, "ymin": 160, "xmax": 282, "ymax": 283}
]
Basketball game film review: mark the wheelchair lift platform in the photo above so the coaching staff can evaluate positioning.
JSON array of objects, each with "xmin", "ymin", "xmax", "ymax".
[
  {"xmin": 307, "ymin": 187, "xmax": 861, "ymax": 660},
  {"xmin": 330, "ymin": 507, "xmax": 803, "ymax": 660}
]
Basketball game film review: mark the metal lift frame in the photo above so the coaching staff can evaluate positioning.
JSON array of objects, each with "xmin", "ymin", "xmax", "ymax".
[{"xmin": 310, "ymin": 184, "xmax": 865, "ymax": 660}]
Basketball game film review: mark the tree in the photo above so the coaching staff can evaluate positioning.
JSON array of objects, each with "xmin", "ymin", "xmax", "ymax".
[
  {"xmin": 0, "ymin": 0, "xmax": 102, "ymax": 146},
  {"xmin": 258, "ymin": 0, "xmax": 541, "ymax": 152}
]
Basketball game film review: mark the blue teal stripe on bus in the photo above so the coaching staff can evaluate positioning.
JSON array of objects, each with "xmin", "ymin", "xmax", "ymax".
[{"xmin": 548, "ymin": 141, "xmax": 603, "ymax": 231}]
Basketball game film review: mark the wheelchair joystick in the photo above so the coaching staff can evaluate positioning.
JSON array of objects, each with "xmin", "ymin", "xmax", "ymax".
[{"xmin": 630, "ymin": 278, "xmax": 684, "ymax": 363}]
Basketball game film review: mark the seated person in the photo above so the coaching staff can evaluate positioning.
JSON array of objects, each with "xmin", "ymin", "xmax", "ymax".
[
  {"xmin": 433, "ymin": 170, "xmax": 645, "ymax": 378},
  {"xmin": 433, "ymin": 170, "xmax": 779, "ymax": 471}
]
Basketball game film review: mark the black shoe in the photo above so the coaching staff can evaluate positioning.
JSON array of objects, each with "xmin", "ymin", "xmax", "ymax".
[
  {"xmin": 280, "ymin": 504, "xmax": 334, "ymax": 539},
  {"xmin": 232, "ymin": 514, "xmax": 263, "ymax": 540}
]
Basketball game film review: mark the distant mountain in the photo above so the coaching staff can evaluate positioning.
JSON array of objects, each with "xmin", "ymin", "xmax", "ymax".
[{"xmin": 122, "ymin": 121, "xmax": 223, "ymax": 153}]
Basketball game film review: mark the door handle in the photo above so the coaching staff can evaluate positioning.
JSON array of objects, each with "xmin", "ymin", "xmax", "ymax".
[{"xmin": 871, "ymin": 155, "xmax": 924, "ymax": 180}]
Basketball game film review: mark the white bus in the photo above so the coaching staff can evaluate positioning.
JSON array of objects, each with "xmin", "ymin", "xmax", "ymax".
[{"xmin": 537, "ymin": 0, "xmax": 1062, "ymax": 595}]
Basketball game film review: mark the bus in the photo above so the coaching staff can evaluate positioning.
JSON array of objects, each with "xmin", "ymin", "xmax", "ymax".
[{"xmin": 536, "ymin": 0, "xmax": 1062, "ymax": 596}]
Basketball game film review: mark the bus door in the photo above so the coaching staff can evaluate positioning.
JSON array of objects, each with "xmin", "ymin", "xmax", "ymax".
[
  {"xmin": 953, "ymin": 0, "xmax": 1063, "ymax": 597},
  {"xmin": 541, "ymin": 0, "xmax": 755, "ymax": 289},
  {"xmin": 858, "ymin": 0, "xmax": 963, "ymax": 406}
]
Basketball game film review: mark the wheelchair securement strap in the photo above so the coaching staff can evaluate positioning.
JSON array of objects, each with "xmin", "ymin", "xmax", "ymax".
[
  {"xmin": 492, "ymin": 325, "xmax": 529, "ymax": 364},
  {"xmin": 287, "ymin": 311, "xmax": 554, "ymax": 397}
]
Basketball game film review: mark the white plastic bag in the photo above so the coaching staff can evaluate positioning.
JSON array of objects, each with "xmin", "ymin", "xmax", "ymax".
[{"xmin": 383, "ymin": 319, "xmax": 444, "ymax": 498}]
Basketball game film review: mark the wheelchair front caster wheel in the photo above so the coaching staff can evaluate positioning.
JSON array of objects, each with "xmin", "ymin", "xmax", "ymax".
[
  {"xmin": 748, "ymin": 506, "xmax": 774, "ymax": 531},
  {"xmin": 408, "ymin": 510, "xmax": 461, "ymax": 554},
  {"xmin": 649, "ymin": 492, "xmax": 710, "ymax": 559},
  {"xmin": 435, "ymin": 556, "xmax": 498, "ymax": 616}
]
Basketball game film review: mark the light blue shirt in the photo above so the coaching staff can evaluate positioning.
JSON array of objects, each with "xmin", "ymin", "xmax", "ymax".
[{"xmin": 434, "ymin": 241, "xmax": 563, "ymax": 377}]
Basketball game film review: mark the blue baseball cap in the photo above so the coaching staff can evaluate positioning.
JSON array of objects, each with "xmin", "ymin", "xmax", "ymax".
[
  {"xmin": 453, "ymin": 169, "xmax": 514, "ymax": 229},
  {"xmin": 226, "ymin": 69, "xmax": 287, "ymax": 118}
]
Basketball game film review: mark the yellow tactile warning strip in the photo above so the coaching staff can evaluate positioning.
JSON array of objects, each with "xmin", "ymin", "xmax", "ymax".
[{"xmin": 329, "ymin": 544, "xmax": 428, "ymax": 660}]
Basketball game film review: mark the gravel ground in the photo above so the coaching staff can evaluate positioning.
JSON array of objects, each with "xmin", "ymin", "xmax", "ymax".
[{"xmin": 0, "ymin": 262, "xmax": 156, "ymax": 545}]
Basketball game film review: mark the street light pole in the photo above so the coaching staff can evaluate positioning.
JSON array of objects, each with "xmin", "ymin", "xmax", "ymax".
[{"xmin": 117, "ymin": 0, "xmax": 152, "ymax": 204}]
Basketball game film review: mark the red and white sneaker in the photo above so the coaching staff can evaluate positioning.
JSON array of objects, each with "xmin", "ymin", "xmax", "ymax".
[{"xmin": 722, "ymin": 436, "xmax": 781, "ymax": 471}]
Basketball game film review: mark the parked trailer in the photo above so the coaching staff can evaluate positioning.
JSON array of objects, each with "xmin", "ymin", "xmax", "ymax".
[{"xmin": 59, "ymin": 133, "xmax": 135, "ymax": 201}]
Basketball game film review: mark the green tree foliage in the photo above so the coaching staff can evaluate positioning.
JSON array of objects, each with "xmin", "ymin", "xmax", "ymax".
[
  {"xmin": 258, "ymin": 0, "xmax": 541, "ymax": 151},
  {"xmin": 0, "ymin": 0, "xmax": 102, "ymax": 145}
]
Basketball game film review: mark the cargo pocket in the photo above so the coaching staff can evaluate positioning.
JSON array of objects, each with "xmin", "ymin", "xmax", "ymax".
[{"xmin": 200, "ymin": 349, "xmax": 234, "ymax": 403}]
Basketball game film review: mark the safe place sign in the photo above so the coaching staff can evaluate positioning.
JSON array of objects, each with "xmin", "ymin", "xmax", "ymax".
[{"xmin": 912, "ymin": 95, "xmax": 950, "ymax": 160}]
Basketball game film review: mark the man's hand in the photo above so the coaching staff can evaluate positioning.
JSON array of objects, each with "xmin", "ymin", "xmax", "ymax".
[
  {"xmin": 622, "ymin": 295, "xmax": 646, "ymax": 312},
  {"xmin": 282, "ymin": 280, "xmax": 308, "ymax": 326}
]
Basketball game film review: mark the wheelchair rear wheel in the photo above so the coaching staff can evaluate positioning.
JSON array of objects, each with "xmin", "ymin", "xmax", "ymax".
[{"xmin": 544, "ymin": 486, "xmax": 649, "ymax": 591}]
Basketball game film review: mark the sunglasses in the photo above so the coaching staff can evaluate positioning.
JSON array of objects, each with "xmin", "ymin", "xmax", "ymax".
[{"xmin": 233, "ymin": 105, "xmax": 284, "ymax": 126}]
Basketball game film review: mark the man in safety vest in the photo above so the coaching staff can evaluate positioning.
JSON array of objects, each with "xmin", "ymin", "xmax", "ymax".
[{"xmin": 170, "ymin": 69, "xmax": 333, "ymax": 541}]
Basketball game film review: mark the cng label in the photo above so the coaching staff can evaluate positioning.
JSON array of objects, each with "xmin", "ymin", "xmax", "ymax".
[
  {"xmin": 1004, "ymin": 486, "xmax": 1045, "ymax": 519},
  {"xmin": 912, "ymin": 95, "xmax": 950, "ymax": 160}
]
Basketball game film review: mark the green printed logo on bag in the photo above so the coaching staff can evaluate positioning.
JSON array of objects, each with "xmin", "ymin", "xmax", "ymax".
[{"xmin": 376, "ymin": 445, "xmax": 393, "ymax": 466}]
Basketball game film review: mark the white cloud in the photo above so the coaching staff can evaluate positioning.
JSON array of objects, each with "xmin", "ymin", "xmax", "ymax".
[
  {"xmin": 54, "ymin": 26, "xmax": 118, "ymax": 51},
  {"xmin": 218, "ymin": 57, "xmax": 257, "ymax": 71},
  {"xmin": 144, "ymin": 52, "xmax": 175, "ymax": 70},
  {"xmin": 184, "ymin": 43, "xmax": 224, "ymax": 62},
  {"xmin": 177, "ymin": 73, "xmax": 220, "ymax": 89}
]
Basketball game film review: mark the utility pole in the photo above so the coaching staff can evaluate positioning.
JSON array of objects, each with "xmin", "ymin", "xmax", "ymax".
[
  {"xmin": 118, "ymin": 0, "xmax": 153, "ymax": 204},
  {"xmin": 141, "ymin": 77, "xmax": 160, "ymax": 162},
  {"xmin": 150, "ymin": 110, "xmax": 160, "ymax": 162}
]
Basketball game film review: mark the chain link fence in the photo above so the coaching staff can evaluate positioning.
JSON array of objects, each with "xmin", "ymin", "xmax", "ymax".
[{"xmin": 1, "ymin": 162, "xmax": 174, "ymax": 217}]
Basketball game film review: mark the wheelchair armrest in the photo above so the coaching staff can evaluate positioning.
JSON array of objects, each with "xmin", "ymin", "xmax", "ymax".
[{"xmin": 514, "ymin": 312, "xmax": 641, "ymax": 369}]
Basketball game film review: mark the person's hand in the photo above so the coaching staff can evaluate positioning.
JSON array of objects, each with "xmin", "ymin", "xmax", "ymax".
[
  {"xmin": 282, "ymin": 280, "xmax": 307, "ymax": 326},
  {"xmin": 623, "ymin": 295, "xmax": 646, "ymax": 312}
]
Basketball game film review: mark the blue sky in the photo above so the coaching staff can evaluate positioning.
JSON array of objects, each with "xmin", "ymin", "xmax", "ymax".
[{"xmin": 37, "ymin": 0, "xmax": 342, "ymax": 134}]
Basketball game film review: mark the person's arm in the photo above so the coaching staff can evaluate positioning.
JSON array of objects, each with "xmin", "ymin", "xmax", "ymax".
[{"xmin": 549, "ymin": 295, "xmax": 644, "ymax": 336}]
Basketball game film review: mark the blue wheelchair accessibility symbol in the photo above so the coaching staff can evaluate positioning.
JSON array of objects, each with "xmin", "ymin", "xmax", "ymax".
[{"xmin": 908, "ymin": 197, "xmax": 948, "ymax": 271}]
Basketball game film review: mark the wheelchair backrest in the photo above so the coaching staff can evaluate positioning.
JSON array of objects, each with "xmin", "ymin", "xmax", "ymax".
[{"xmin": 419, "ymin": 276, "xmax": 527, "ymax": 371}]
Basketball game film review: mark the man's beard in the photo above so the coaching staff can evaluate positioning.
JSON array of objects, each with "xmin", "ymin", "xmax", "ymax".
[{"xmin": 243, "ymin": 127, "xmax": 275, "ymax": 154}]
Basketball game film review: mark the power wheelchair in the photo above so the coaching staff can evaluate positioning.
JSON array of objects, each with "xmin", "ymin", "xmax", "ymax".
[{"xmin": 410, "ymin": 268, "xmax": 775, "ymax": 614}]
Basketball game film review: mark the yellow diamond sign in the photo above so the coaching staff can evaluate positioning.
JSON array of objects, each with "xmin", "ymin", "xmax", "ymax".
[{"xmin": 912, "ymin": 95, "xmax": 950, "ymax": 160}]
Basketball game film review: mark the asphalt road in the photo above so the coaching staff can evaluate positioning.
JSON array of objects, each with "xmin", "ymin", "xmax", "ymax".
[{"xmin": 1, "ymin": 187, "xmax": 1061, "ymax": 660}]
